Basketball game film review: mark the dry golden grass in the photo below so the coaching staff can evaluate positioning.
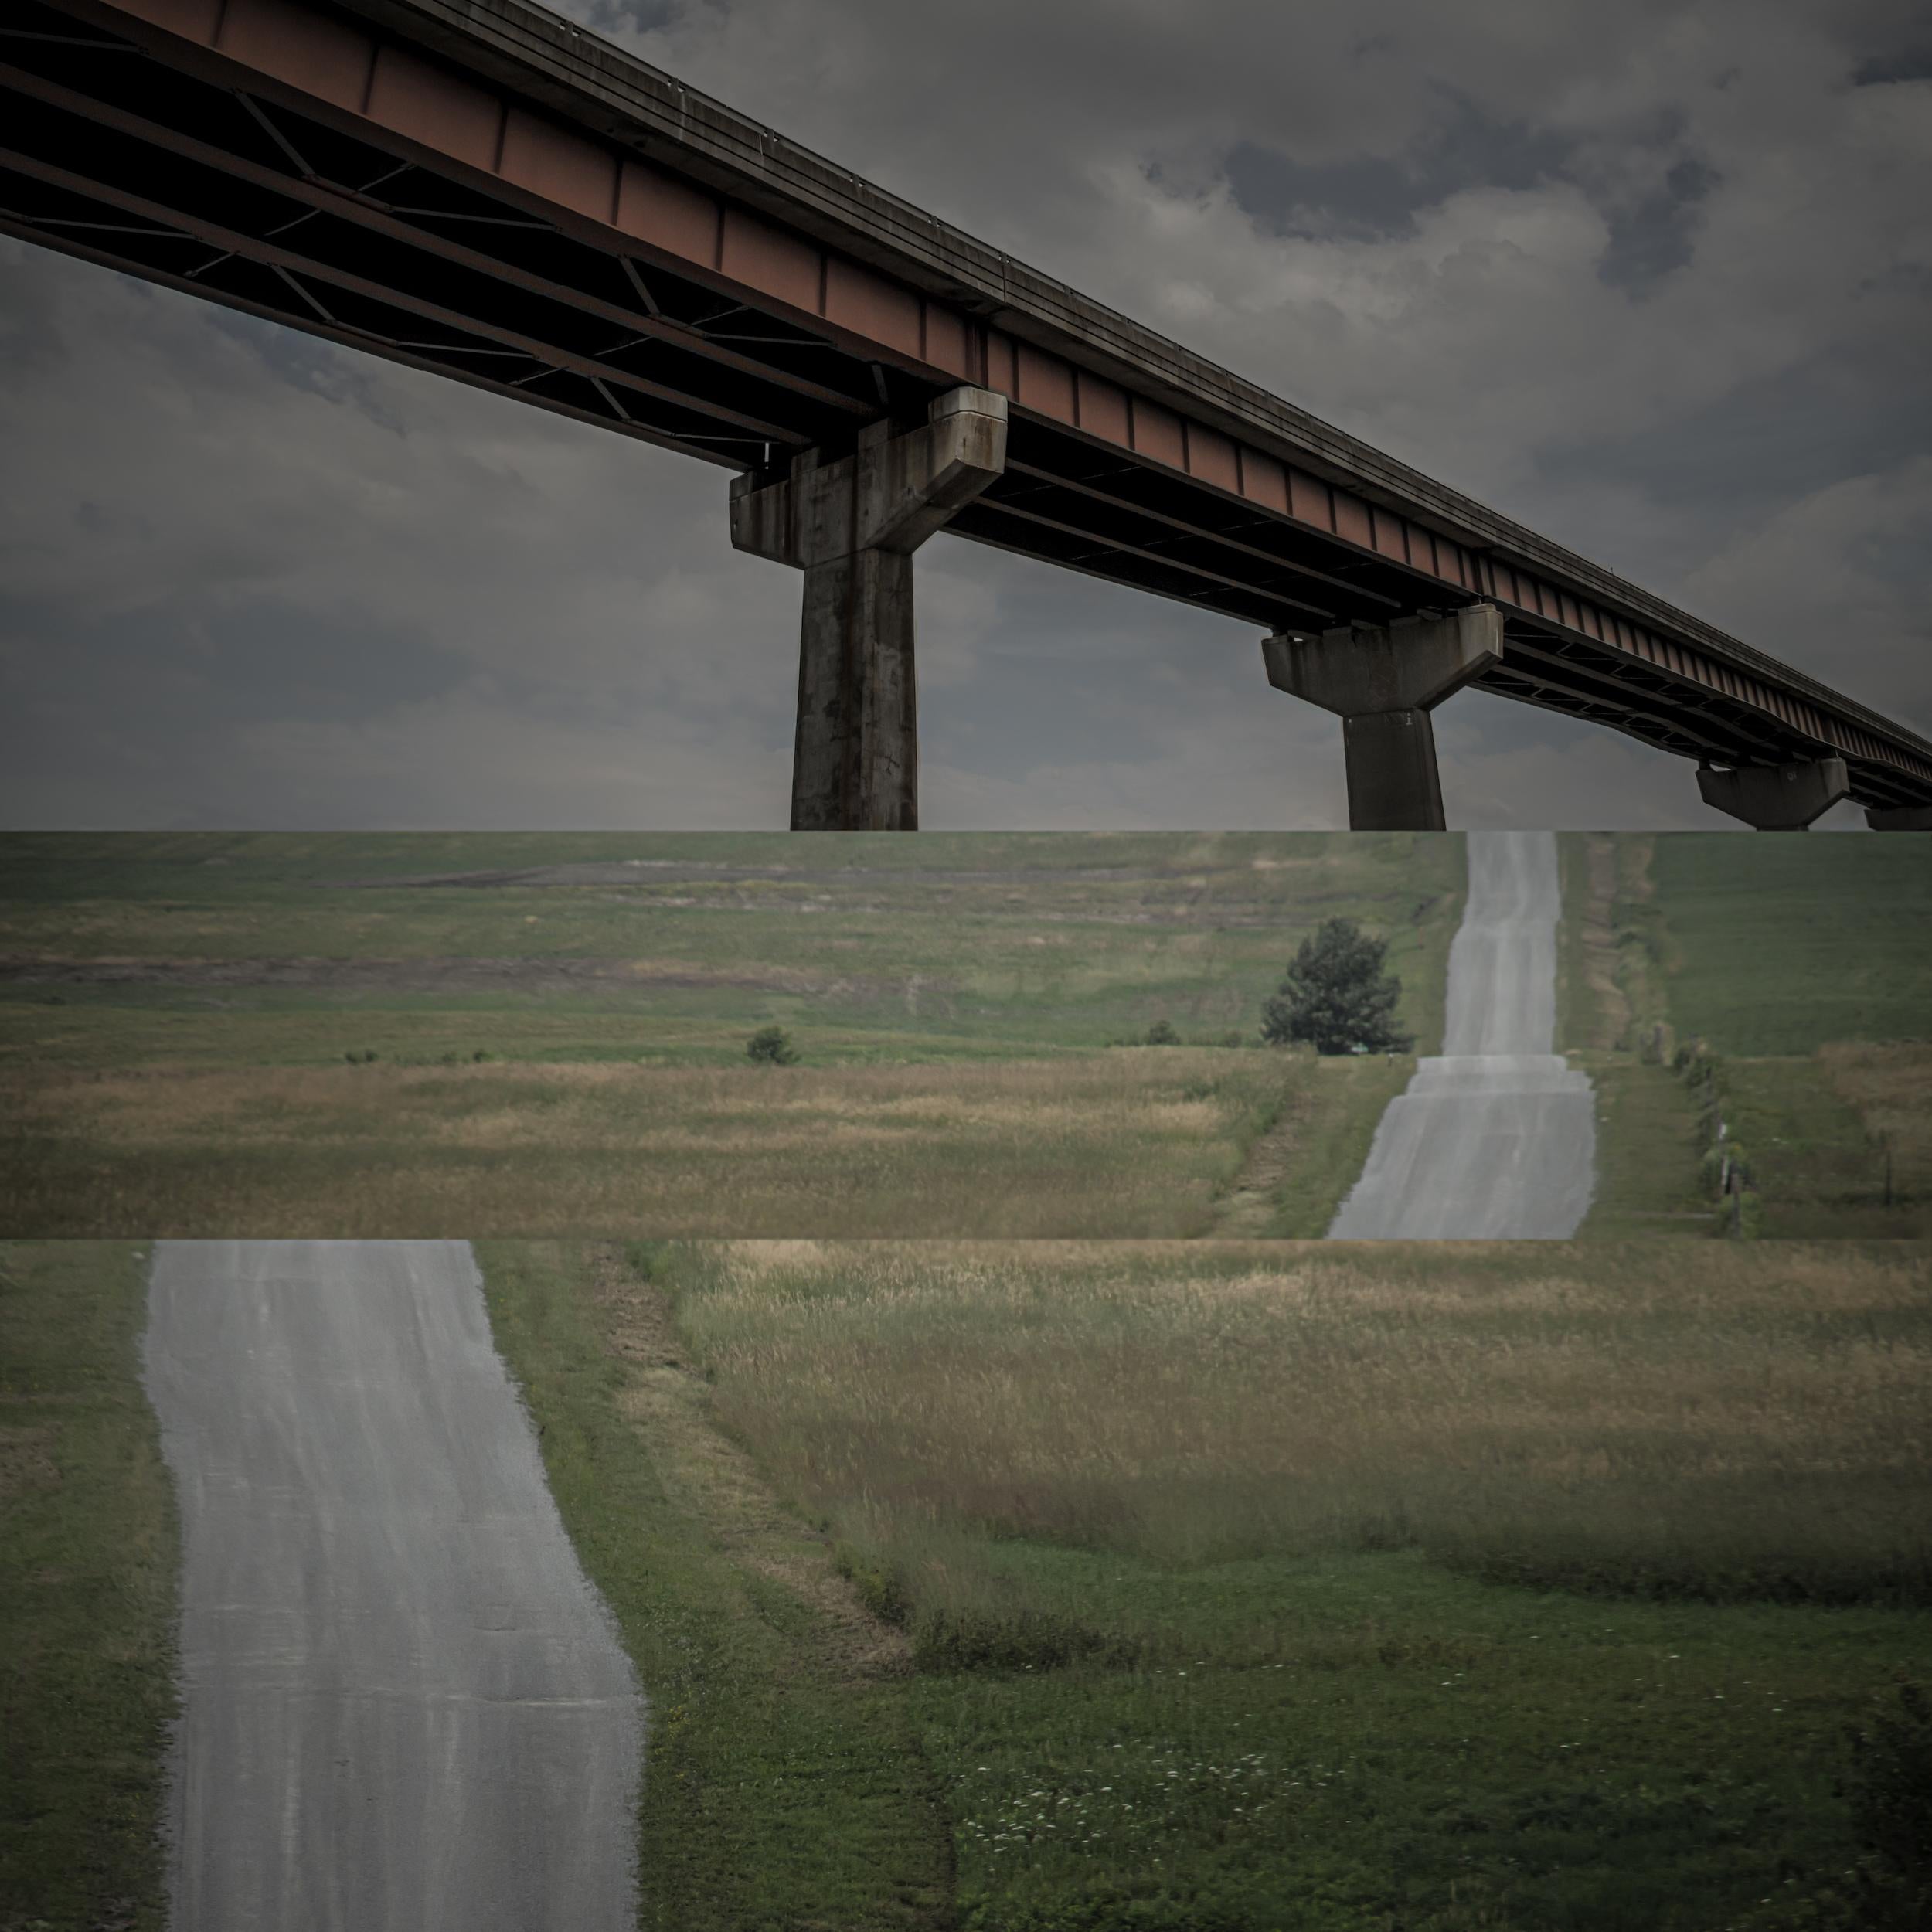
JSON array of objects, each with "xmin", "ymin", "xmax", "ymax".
[
  {"xmin": 0, "ymin": 1053, "xmax": 1299, "ymax": 1236},
  {"xmin": 1820, "ymin": 1039, "xmax": 1932, "ymax": 1192},
  {"xmin": 673, "ymin": 1240, "xmax": 1932, "ymax": 1604}
]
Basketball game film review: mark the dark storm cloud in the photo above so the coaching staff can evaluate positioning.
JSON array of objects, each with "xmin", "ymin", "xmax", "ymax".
[
  {"xmin": 2, "ymin": 0, "xmax": 1928, "ymax": 829},
  {"xmin": 1223, "ymin": 104, "xmax": 1576, "ymax": 243}
]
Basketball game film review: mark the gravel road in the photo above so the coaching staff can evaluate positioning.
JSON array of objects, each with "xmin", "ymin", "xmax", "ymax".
[
  {"xmin": 145, "ymin": 1240, "xmax": 642, "ymax": 1930},
  {"xmin": 1327, "ymin": 830, "xmax": 1596, "ymax": 1239}
]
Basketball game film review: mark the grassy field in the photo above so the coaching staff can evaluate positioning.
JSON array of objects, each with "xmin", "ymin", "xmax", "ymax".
[
  {"xmin": 0, "ymin": 1241, "xmax": 175, "ymax": 1932},
  {"xmin": 1713, "ymin": 1047, "xmax": 1932, "ymax": 1240},
  {"xmin": 487, "ymin": 1239, "xmax": 1932, "ymax": 1932},
  {"xmin": 1572, "ymin": 1056, "xmax": 1712, "ymax": 1238},
  {"xmin": 0, "ymin": 832, "xmax": 1458, "ymax": 1237},
  {"xmin": 1560, "ymin": 834, "xmax": 1930, "ymax": 1238},
  {"xmin": 474, "ymin": 1241, "xmax": 954, "ymax": 1932},
  {"xmin": 0, "ymin": 1050, "xmax": 1410, "ymax": 1238},
  {"xmin": 0, "ymin": 832, "xmax": 1460, "ymax": 1066},
  {"xmin": 9, "ymin": 1237, "xmax": 1930, "ymax": 1927},
  {"xmin": 1643, "ymin": 835, "xmax": 1932, "ymax": 1056}
]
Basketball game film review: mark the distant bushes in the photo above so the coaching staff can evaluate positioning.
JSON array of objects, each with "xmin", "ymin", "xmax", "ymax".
[
  {"xmin": 1675, "ymin": 1039, "xmax": 1762, "ymax": 1236},
  {"xmin": 746, "ymin": 1025, "xmax": 799, "ymax": 1066},
  {"xmin": 343, "ymin": 1047, "xmax": 492, "ymax": 1066}
]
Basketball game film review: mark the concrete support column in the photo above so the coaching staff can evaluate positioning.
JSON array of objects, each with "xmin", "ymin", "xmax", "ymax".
[
  {"xmin": 1696, "ymin": 756, "xmax": 1849, "ymax": 830},
  {"xmin": 1866, "ymin": 804, "xmax": 1932, "ymax": 830},
  {"xmin": 1262, "ymin": 604, "xmax": 1503, "ymax": 829},
  {"xmin": 730, "ymin": 387, "xmax": 1008, "ymax": 830}
]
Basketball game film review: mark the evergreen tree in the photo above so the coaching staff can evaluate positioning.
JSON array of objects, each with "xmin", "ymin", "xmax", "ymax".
[{"xmin": 1260, "ymin": 918, "xmax": 1411, "ymax": 1055}]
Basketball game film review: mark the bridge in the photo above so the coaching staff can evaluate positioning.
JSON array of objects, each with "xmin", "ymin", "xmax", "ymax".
[{"xmin": 7, "ymin": 0, "xmax": 1930, "ymax": 830}]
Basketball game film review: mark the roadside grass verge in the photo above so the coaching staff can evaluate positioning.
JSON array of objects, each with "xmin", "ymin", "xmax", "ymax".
[
  {"xmin": 473, "ymin": 1240, "xmax": 951, "ymax": 1932},
  {"xmin": 1718, "ymin": 1052, "xmax": 1931, "ymax": 1240},
  {"xmin": 2, "ymin": 1053, "xmax": 1319, "ymax": 1238},
  {"xmin": 1560, "ymin": 835, "xmax": 1930, "ymax": 1238},
  {"xmin": 645, "ymin": 1238, "xmax": 1932, "ymax": 1931},
  {"xmin": 1574, "ymin": 1055, "xmax": 1712, "ymax": 1237},
  {"xmin": 0, "ymin": 1240, "xmax": 175, "ymax": 1932},
  {"xmin": 1209, "ymin": 1055, "xmax": 1412, "ymax": 1236}
]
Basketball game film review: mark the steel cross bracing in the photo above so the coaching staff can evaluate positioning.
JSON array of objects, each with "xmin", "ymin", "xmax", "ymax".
[{"xmin": 4, "ymin": 0, "xmax": 1930, "ymax": 810}]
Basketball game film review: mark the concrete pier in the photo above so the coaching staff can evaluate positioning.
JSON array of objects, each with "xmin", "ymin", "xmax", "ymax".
[
  {"xmin": 731, "ymin": 387, "xmax": 1008, "ymax": 829},
  {"xmin": 1866, "ymin": 804, "xmax": 1932, "ymax": 830},
  {"xmin": 1262, "ymin": 604, "xmax": 1503, "ymax": 829},
  {"xmin": 1696, "ymin": 756, "xmax": 1850, "ymax": 829}
]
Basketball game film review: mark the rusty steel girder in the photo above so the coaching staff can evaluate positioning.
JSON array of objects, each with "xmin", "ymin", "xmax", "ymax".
[{"xmin": 3, "ymin": 0, "xmax": 1929, "ymax": 808}]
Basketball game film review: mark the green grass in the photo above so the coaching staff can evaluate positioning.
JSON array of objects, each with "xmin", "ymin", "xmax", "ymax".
[
  {"xmin": 519, "ymin": 1238, "xmax": 1932, "ymax": 1932},
  {"xmin": 1243, "ymin": 1057, "xmax": 1414, "ymax": 1238},
  {"xmin": 1576, "ymin": 1056, "xmax": 1714, "ymax": 1238},
  {"xmin": 473, "ymin": 1240, "xmax": 952, "ymax": 1932},
  {"xmin": 0, "ymin": 832, "xmax": 1460, "ymax": 1238},
  {"xmin": 0, "ymin": 831, "xmax": 1462, "ymax": 1070},
  {"xmin": 0, "ymin": 1241, "xmax": 175, "ymax": 1932},
  {"xmin": 1645, "ymin": 835, "xmax": 1932, "ymax": 1056},
  {"xmin": 1559, "ymin": 835, "xmax": 1931, "ymax": 1237},
  {"xmin": 906, "ymin": 1553, "xmax": 1925, "ymax": 1932},
  {"xmin": 1719, "ymin": 1057, "xmax": 1930, "ymax": 1240}
]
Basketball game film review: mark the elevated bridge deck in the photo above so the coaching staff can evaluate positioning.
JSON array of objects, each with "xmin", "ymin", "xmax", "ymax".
[{"xmin": 6, "ymin": 0, "xmax": 1928, "ymax": 823}]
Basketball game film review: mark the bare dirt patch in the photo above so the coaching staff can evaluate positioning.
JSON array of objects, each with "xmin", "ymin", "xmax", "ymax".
[
  {"xmin": 1577, "ymin": 834, "xmax": 1630, "ymax": 1051},
  {"xmin": 1211, "ymin": 1101, "xmax": 1307, "ymax": 1236},
  {"xmin": 585, "ymin": 1244, "xmax": 910, "ymax": 1682}
]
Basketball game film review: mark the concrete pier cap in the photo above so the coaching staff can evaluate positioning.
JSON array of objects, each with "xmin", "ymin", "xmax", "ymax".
[
  {"xmin": 1866, "ymin": 804, "xmax": 1932, "ymax": 831},
  {"xmin": 1696, "ymin": 755, "xmax": 1850, "ymax": 830},
  {"xmin": 730, "ymin": 386, "xmax": 1008, "ymax": 831},
  {"xmin": 1261, "ymin": 603, "xmax": 1503, "ymax": 831}
]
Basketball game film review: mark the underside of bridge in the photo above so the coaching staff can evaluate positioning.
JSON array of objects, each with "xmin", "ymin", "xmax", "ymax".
[{"xmin": 4, "ymin": 0, "xmax": 1930, "ymax": 827}]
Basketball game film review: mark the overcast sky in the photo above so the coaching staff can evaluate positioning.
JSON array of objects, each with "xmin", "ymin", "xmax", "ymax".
[{"xmin": 3, "ymin": 0, "xmax": 1927, "ymax": 829}]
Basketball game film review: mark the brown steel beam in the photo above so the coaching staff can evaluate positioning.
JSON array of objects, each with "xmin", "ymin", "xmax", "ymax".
[
  {"xmin": 967, "ymin": 495, "xmax": 1337, "ymax": 626},
  {"xmin": 1500, "ymin": 618, "xmax": 1817, "ymax": 766},
  {"xmin": 0, "ymin": 57, "xmax": 876, "ymax": 420},
  {"xmin": 1480, "ymin": 655, "xmax": 1750, "ymax": 764},
  {"xmin": 1002, "ymin": 455, "xmax": 1410, "ymax": 617},
  {"xmin": 0, "ymin": 143, "xmax": 806, "ymax": 447},
  {"xmin": 0, "ymin": 209, "xmax": 745, "ymax": 467}
]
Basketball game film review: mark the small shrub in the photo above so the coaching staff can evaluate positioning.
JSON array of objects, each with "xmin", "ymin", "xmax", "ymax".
[
  {"xmin": 1143, "ymin": 1019, "xmax": 1180, "ymax": 1046},
  {"xmin": 746, "ymin": 1025, "xmax": 798, "ymax": 1066},
  {"xmin": 832, "ymin": 1546, "xmax": 910, "ymax": 1627},
  {"xmin": 1219, "ymin": 1029, "xmax": 1247, "ymax": 1048},
  {"xmin": 343, "ymin": 1049, "xmax": 379, "ymax": 1065},
  {"xmin": 912, "ymin": 1606, "xmax": 1117, "ymax": 1675}
]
